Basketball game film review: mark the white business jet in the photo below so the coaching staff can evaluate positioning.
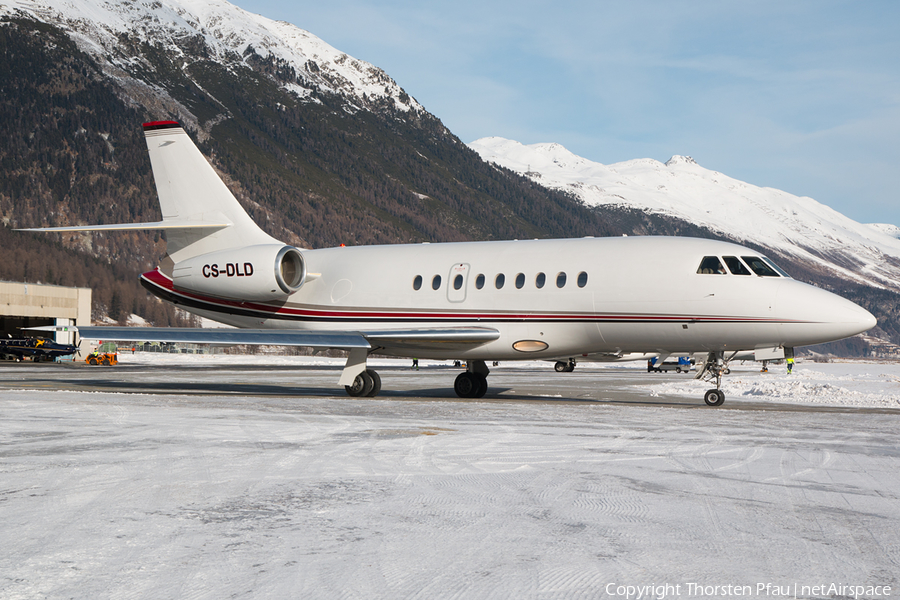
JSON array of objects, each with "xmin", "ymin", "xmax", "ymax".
[{"xmin": 24, "ymin": 121, "xmax": 876, "ymax": 405}]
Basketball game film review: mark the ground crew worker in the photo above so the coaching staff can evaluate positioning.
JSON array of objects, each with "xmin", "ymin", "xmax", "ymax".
[{"xmin": 786, "ymin": 357, "xmax": 794, "ymax": 374}]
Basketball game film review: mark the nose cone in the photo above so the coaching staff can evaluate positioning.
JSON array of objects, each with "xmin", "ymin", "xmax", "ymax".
[{"xmin": 781, "ymin": 281, "xmax": 876, "ymax": 346}]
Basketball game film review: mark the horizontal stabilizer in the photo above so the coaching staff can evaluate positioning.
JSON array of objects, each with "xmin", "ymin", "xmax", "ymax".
[{"xmin": 16, "ymin": 221, "xmax": 231, "ymax": 233}]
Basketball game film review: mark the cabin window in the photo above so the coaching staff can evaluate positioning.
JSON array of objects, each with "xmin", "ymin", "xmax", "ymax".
[
  {"xmin": 536, "ymin": 273, "xmax": 546, "ymax": 288},
  {"xmin": 413, "ymin": 275, "xmax": 423, "ymax": 290},
  {"xmin": 475, "ymin": 274, "xmax": 485, "ymax": 289},
  {"xmin": 742, "ymin": 256, "xmax": 780, "ymax": 277},
  {"xmin": 556, "ymin": 272, "xmax": 567, "ymax": 288},
  {"xmin": 577, "ymin": 271, "xmax": 588, "ymax": 288},
  {"xmin": 515, "ymin": 273, "xmax": 525, "ymax": 289},
  {"xmin": 763, "ymin": 257, "xmax": 792, "ymax": 278},
  {"xmin": 432, "ymin": 275, "xmax": 442, "ymax": 290},
  {"xmin": 495, "ymin": 274, "xmax": 505, "ymax": 289},
  {"xmin": 453, "ymin": 274, "xmax": 464, "ymax": 290},
  {"xmin": 723, "ymin": 256, "xmax": 751, "ymax": 275},
  {"xmin": 697, "ymin": 256, "xmax": 726, "ymax": 274}
]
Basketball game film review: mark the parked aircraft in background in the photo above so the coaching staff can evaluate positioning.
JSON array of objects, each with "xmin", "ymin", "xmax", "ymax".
[
  {"xmin": 0, "ymin": 335, "xmax": 77, "ymax": 362},
  {"xmin": 23, "ymin": 122, "xmax": 876, "ymax": 405}
]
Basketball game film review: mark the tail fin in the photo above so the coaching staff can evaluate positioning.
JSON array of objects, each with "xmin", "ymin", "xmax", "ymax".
[
  {"xmin": 19, "ymin": 122, "xmax": 280, "ymax": 264},
  {"xmin": 142, "ymin": 121, "xmax": 278, "ymax": 262}
]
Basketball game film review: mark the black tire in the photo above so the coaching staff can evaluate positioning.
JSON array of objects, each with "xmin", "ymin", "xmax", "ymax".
[
  {"xmin": 454, "ymin": 372, "xmax": 479, "ymax": 398},
  {"xmin": 565, "ymin": 362, "xmax": 576, "ymax": 372},
  {"xmin": 345, "ymin": 371, "xmax": 375, "ymax": 397},
  {"xmin": 365, "ymin": 369, "xmax": 381, "ymax": 397},
  {"xmin": 554, "ymin": 361, "xmax": 567, "ymax": 372},
  {"xmin": 704, "ymin": 389, "xmax": 725, "ymax": 406},
  {"xmin": 473, "ymin": 373, "xmax": 488, "ymax": 398},
  {"xmin": 88, "ymin": 357, "xmax": 99, "ymax": 366}
]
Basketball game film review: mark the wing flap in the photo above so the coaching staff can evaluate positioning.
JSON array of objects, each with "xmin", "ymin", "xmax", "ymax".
[{"xmin": 362, "ymin": 327, "xmax": 501, "ymax": 353}]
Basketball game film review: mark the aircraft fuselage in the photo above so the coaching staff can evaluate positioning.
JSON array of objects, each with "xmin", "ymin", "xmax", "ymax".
[{"xmin": 142, "ymin": 235, "xmax": 874, "ymax": 361}]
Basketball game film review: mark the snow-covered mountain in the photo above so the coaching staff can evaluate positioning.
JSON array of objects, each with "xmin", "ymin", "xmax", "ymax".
[
  {"xmin": 471, "ymin": 137, "xmax": 900, "ymax": 292},
  {"xmin": 1, "ymin": 0, "xmax": 422, "ymax": 130}
]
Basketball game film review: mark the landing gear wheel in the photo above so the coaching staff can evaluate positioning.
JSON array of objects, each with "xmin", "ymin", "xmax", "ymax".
[
  {"xmin": 365, "ymin": 369, "xmax": 381, "ymax": 397},
  {"xmin": 455, "ymin": 372, "xmax": 487, "ymax": 398},
  {"xmin": 345, "ymin": 371, "xmax": 375, "ymax": 397},
  {"xmin": 474, "ymin": 373, "xmax": 488, "ymax": 398},
  {"xmin": 454, "ymin": 372, "xmax": 477, "ymax": 398},
  {"xmin": 704, "ymin": 389, "xmax": 725, "ymax": 406},
  {"xmin": 554, "ymin": 361, "xmax": 567, "ymax": 372}
]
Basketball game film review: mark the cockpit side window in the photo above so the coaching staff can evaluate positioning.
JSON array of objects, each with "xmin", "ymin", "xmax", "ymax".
[
  {"xmin": 742, "ymin": 256, "xmax": 780, "ymax": 277},
  {"xmin": 697, "ymin": 256, "xmax": 726, "ymax": 274},
  {"xmin": 723, "ymin": 256, "xmax": 752, "ymax": 275}
]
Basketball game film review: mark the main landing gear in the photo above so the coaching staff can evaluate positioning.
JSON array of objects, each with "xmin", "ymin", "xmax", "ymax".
[
  {"xmin": 454, "ymin": 359, "xmax": 489, "ymax": 398},
  {"xmin": 554, "ymin": 359, "xmax": 576, "ymax": 372},
  {"xmin": 696, "ymin": 351, "xmax": 735, "ymax": 406},
  {"xmin": 345, "ymin": 369, "xmax": 382, "ymax": 397}
]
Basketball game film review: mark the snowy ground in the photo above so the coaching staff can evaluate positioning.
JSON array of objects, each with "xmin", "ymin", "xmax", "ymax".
[{"xmin": 2, "ymin": 356, "xmax": 899, "ymax": 599}]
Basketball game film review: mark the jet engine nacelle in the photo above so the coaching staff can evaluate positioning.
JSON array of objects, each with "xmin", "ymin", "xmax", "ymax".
[{"xmin": 172, "ymin": 244, "xmax": 306, "ymax": 302}]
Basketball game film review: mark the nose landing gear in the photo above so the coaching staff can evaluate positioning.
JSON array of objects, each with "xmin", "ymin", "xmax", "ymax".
[{"xmin": 696, "ymin": 351, "xmax": 735, "ymax": 406}]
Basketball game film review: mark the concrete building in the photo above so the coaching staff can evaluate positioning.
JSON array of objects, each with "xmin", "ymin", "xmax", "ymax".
[{"xmin": 0, "ymin": 281, "xmax": 91, "ymax": 355}]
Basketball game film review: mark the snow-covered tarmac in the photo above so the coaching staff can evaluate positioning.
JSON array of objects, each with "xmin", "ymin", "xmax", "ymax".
[{"xmin": 2, "ymin": 356, "xmax": 899, "ymax": 599}]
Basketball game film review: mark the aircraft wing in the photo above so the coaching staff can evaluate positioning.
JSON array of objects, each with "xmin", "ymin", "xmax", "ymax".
[{"xmin": 75, "ymin": 326, "xmax": 500, "ymax": 354}]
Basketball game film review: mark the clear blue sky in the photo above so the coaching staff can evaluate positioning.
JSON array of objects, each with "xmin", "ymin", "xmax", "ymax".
[{"xmin": 237, "ymin": 0, "xmax": 900, "ymax": 227}]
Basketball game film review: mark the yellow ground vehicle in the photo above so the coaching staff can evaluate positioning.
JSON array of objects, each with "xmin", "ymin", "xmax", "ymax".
[{"xmin": 86, "ymin": 352, "xmax": 118, "ymax": 366}]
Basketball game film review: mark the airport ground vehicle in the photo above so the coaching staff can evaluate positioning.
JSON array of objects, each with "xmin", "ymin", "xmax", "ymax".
[
  {"xmin": 86, "ymin": 352, "xmax": 117, "ymax": 366},
  {"xmin": 648, "ymin": 356, "xmax": 693, "ymax": 373}
]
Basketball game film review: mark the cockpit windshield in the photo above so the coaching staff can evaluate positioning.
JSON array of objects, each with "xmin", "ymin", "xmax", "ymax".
[
  {"xmin": 697, "ymin": 255, "xmax": 791, "ymax": 278},
  {"xmin": 723, "ymin": 256, "xmax": 752, "ymax": 275},
  {"xmin": 762, "ymin": 256, "xmax": 792, "ymax": 278},
  {"xmin": 741, "ymin": 256, "xmax": 780, "ymax": 277}
]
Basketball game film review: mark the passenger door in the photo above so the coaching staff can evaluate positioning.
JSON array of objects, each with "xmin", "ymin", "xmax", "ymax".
[{"xmin": 447, "ymin": 263, "xmax": 470, "ymax": 302}]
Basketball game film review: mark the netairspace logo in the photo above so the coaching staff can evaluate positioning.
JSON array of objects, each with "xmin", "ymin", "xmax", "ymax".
[{"xmin": 602, "ymin": 582, "xmax": 893, "ymax": 599}]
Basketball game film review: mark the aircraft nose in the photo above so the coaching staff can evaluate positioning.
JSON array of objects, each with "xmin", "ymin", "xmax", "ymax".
[
  {"xmin": 778, "ymin": 281, "xmax": 876, "ymax": 346},
  {"xmin": 807, "ymin": 285, "xmax": 876, "ymax": 340},
  {"xmin": 831, "ymin": 297, "xmax": 877, "ymax": 336}
]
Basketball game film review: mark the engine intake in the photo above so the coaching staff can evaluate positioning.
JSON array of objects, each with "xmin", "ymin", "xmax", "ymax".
[{"xmin": 172, "ymin": 244, "xmax": 306, "ymax": 302}]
